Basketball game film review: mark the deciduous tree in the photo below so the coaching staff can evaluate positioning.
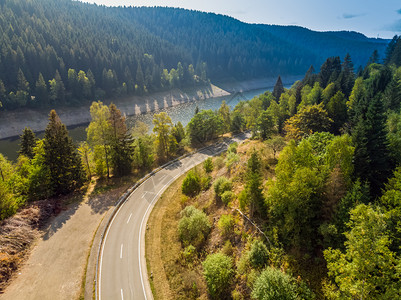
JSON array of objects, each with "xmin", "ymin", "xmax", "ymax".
[{"xmin": 284, "ymin": 103, "xmax": 333, "ymax": 140}]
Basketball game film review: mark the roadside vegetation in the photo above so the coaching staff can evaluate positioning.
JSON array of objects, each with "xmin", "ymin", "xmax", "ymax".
[{"xmin": 146, "ymin": 40, "xmax": 401, "ymax": 300}]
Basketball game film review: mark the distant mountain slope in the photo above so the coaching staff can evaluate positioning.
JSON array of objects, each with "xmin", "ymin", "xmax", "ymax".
[
  {"xmin": 0, "ymin": 0, "xmax": 390, "ymax": 111},
  {"xmin": 259, "ymin": 25, "xmax": 388, "ymax": 66}
]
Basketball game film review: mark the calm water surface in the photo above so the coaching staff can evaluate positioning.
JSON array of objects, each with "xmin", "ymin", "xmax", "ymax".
[{"xmin": 0, "ymin": 87, "xmax": 276, "ymax": 160}]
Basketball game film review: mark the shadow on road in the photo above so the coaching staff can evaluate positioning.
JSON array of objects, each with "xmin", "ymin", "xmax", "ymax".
[{"xmin": 164, "ymin": 160, "xmax": 182, "ymax": 170}]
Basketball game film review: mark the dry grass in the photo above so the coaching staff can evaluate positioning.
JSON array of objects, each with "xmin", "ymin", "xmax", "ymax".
[
  {"xmin": 146, "ymin": 173, "xmax": 187, "ymax": 300},
  {"xmin": 0, "ymin": 198, "xmax": 61, "ymax": 292},
  {"xmin": 0, "ymin": 181, "xmax": 95, "ymax": 293},
  {"xmin": 145, "ymin": 140, "xmax": 276, "ymax": 299}
]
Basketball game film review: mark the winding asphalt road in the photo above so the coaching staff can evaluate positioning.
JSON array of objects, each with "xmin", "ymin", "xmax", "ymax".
[{"xmin": 97, "ymin": 132, "xmax": 249, "ymax": 300}]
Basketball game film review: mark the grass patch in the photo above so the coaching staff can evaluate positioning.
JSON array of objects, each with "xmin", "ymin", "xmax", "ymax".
[{"xmin": 145, "ymin": 172, "xmax": 187, "ymax": 300}]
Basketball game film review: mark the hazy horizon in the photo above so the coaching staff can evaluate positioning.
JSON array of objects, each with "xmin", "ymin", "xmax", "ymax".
[{"xmin": 81, "ymin": 0, "xmax": 401, "ymax": 39}]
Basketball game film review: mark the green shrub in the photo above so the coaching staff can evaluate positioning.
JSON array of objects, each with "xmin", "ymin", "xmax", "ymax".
[
  {"xmin": 222, "ymin": 240, "xmax": 234, "ymax": 256},
  {"xmin": 203, "ymin": 253, "xmax": 234, "ymax": 299},
  {"xmin": 214, "ymin": 156, "xmax": 225, "ymax": 170},
  {"xmin": 178, "ymin": 206, "xmax": 211, "ymax": 248},
  {"xmin": 203, "ymin": 157, "xmax": 214, "ymax": 173},
  {"xmin": 0, "ymin": 181, "xmax": 18, "ymax": 220},
  {"xmin": 251, "ymin": 267, "xmax": 297, "ymax": 300},
  {"xmin": 213, "ymin": 176, "xmax": 232, "ymax": 199},
  {"xmin": 228, "ymin": 142, "xmax": 238, "ymax": 153},
  {"xmin": 238, "ymin": 189, "xmax": 248, "ymax": 210},
  {"xmin": 225, "ymin": 152, "xmax": 240, "ymax": 172},
  {"xmin": 180, "ymin": 205, "xmax": 199, "ymax": 218},
  {"xmin": 182, "ymin": 245, "xmax": 197, "ymax": 263},
  {"xmin": 218, "ymin": 214, "xmax": 235, "ymax": 237},
  {"xmin": 201, "ymin": 175, "xmax": 212, "ymax": 191},
  {"xmin": 248, "ymin": 240, "xmax": 269, "ymax": 269},
  {"xmin": 221, "ymin": 190, "xmax": 235, "ymax": 205},
  {"xmin": 181, "ymin": 170, "xmax": 201, "ymax": 197}
]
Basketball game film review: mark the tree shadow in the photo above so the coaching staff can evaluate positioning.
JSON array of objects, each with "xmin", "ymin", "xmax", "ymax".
[
  {"xmin": 87, "ymin": 184, "xmax": 127, "ymax": 215},
  {"xmin": 164, "ymin": 160, "xmax": 182, "ymax": 170},
  {"xmin": 41, "ymin": 201, "xmax": 81, "ymax": 241}
]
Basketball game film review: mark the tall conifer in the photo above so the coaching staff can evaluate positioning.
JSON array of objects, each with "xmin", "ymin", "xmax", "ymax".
[
  {"xmin": 18, "ymin": 127, "xmax": 36, "ymax": 159},
  {"xmin": 43, "ymin": 110, "xmax": 85, "ymax": 195},
  {"xmin": 272, "ymin": 75, "xmax": 284, "ymax": 101},
  {"xmin": 109, "ymin": 103, "xmax": 133, "ymax": 176}
]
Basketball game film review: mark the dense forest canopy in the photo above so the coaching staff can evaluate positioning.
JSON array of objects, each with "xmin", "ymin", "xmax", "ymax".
[{"xmin": 0, "ymin": 0, "xmax": 389, "ymax": 111}]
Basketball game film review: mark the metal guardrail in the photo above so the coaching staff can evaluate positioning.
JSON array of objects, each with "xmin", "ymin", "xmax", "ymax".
[{"xmin": 94, "ymin": 131, "xmax": 249, "ymax": 299}]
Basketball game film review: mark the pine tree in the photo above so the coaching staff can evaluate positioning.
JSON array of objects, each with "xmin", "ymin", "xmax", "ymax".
[
  {"xmin": 136, "ymin": 62, "xmax": 145, "ymax": 93},
  {"xmin": 365, "ymin": 96, "xmax": 392, "ymax": 196},
  {"xmin": 17, "ymin": 69, "xmax": 30, "ymax": 92},
  {"xmin": 43, "ymin": 110, "xmax": 85, "ymax": 195},
  {"xmin": 337, "ymin": 53, "xmax": 355, "ymax": 97},
  {"xmin": 319, "ymin": 57, "xmax": 342, "ymax": 88},
  {"xmin": 302, "ymin": 65, "xmax": 316, "ymax": 86},
  {"xmin": 245, "ymin": 150, "xmax": 265, "ymax": 217},
  {"xmin": 368, "ymin": 49, "xmax": 379, "ymax": 65},
  {"xmin": 384, "ymin": 35, "xmax": 399, "ymax": 65},
  {"xmin": 272, "ymin": 75, "xmax": 284, "ymax": 101},
  {"xmin": 49, "ymin": 70, "xmax": 65, "ymax": 104},
  {"xmin": 0, "ymin": 80, "xmax": 6, "ymax": 106},
  {"xmin": 327, "ymin": 91, "xmax": 347, "ymax": 133},
  {"xmin": 67, "ymin": 68, "xmax": 79, "ymax": 99},
  {"xmin": 87, "ymin": 69, "xmax": 96, "ymax": 98},
  {"xmin": 108, "ymin": 103, "xmax": 133, "ymax": 176},
  {"xmin": 353, "ymin": 95, "xmax": 392, "ymax": 198},
  {"xmin": 18, "ymin": 127, "xmax": 36, "ymax": 159},
  {"xmin": 35, "ymin": 73, "xmax": 48, "ymax": 107},
  {"xmin": 218, "ymin": 100, "xmax": 231, "ymax": 133},
  {"xmin": 383, "ymin": 69, "xmax": 401, "ymax": 112}
]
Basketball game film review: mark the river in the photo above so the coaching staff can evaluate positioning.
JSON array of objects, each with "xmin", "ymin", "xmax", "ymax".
[{"xmin": 0, "ymin": 87, "xmax": 276, "ymax": 161}]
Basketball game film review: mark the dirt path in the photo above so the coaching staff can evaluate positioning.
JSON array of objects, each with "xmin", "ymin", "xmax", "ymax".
[{"xmin": 0, "ymin": 182, "xmax": 126, "ymax": 300}]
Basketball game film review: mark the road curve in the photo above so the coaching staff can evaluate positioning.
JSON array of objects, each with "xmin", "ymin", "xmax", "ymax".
[{"xmin": 97, "ymin": 132, "xmax": 250, "ymax": 300}]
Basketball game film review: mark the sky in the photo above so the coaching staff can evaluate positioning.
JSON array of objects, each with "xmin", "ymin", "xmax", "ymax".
[{"xmin": 82, "ymin": 0, "xmax": 401, "ymax": 39}]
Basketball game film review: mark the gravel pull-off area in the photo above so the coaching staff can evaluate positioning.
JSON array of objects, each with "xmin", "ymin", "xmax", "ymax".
[{"xmin": 0, "ymin": 183, "xmax": 126, "ymax": 300}]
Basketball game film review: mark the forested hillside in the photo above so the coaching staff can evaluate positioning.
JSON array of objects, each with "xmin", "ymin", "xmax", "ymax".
[
  {"xmin": 0, "ymin": 0, "xmax": 389, "ymax": 111},
  {"xmin": 123, "ymin": 7, "xmax": 388, "ymax": 79},
  {"xmin": 1, "ymin": 27, "xmax": 401, "ymax": 297}
]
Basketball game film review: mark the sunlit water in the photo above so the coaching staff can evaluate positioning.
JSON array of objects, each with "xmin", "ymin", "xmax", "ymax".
[{"xmin": 0, "ymin": 86, "xmax": 280, "ymax": 161}]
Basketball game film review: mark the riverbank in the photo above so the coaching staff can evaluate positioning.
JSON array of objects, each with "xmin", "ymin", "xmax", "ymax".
[
  {"xmin": 0, "ymin": 84, "xmax": 229, "ymax": 139},
  {"xmin": 0, "ymin": 76, "xmax": 301, "ymax": 140}
]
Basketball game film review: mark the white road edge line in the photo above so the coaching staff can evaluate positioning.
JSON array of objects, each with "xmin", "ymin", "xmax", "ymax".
[
  {"xmin": 98, "ymin": 196, "xmax": 128, "ymax": 300},
  {"xmin": 98, "ymin": 134, "xmax": 246, "ymax": 300},
  {"xmin": 120, "ymin": 244, "xmax": 123, "ymax": 259},
  {"xmin": 138, "ymin": 155, "xmax": 205, "ymax": 300},
  {"xmin": 127, "ymin": 213, "xmax": 132, "ymax": 224},
  {"xmin": 99, "ymin": 168, "xmax": 174, "ymax": 300}
]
